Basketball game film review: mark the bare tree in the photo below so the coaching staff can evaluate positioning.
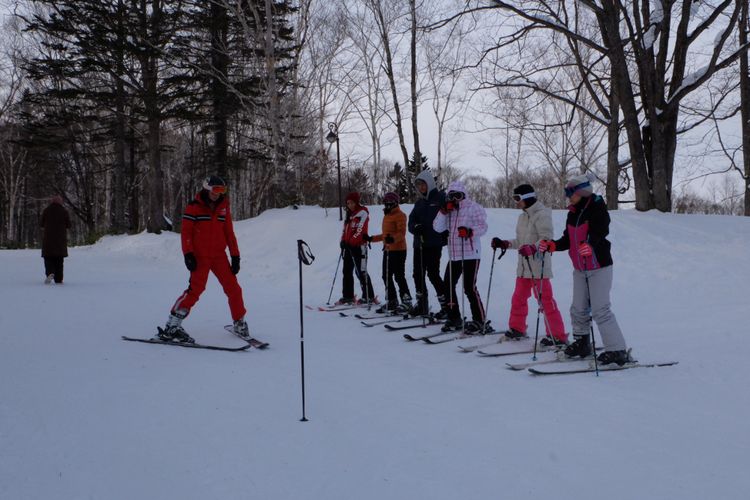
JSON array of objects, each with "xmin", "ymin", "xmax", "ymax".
[{"xmin": 365, "ymin": 0, "xmax": 411, "ymax": 171}]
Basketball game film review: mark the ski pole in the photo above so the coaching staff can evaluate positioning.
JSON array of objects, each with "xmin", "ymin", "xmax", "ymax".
[
  {"xmin": 385, "ymin": 244, "xmax": 390, "ymax": 311},
  {"xmin": 460, "ymin": 237, "xmax": 466, "ymax": 335},
  {"xmin": 326, "ymin": 249, "xmax": 343, "ymax": 305},
  {"xmin": 582, "ymin": 257, "xmax": 599, "ymax": 376},
  {"xmin": 363, "ymin": 243, "xmax": 372, "ymax": 310},
  {"xmin": 418, "ymin": 235, "xmax": 425, "ymax": 326},
  {"xmin": 526, "ymin": 253, "xmax": 548, "ymax": 361},
  {"xmin": 297, "ymin": 239, "xmax": 315, "ymax": 422}
]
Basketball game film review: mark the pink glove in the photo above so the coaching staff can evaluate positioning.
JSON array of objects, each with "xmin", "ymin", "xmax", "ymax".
[
  {"xmin": 519, "ymin": 244, "xmax": 536, "ymax": 257},
  {"xmin": 578, "ymin": 242, "xmax": 593, "ymax": 257},
  {"xmin": 538, "ymin": 240, "xmax": 556, "ymax": 253}
]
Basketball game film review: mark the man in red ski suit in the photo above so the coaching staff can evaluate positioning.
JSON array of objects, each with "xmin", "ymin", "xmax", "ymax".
[{"xmin": 160, "ymin": 176, "xmax": 248, "ymax": 343}]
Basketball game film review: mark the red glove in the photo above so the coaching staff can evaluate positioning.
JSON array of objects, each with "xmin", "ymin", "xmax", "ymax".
[
  {"xmin": 519, "ymin": 244, "xmax": 536, "ymax": 257},
  {"xmin": 538, "ymin": 240, "xmax": 556, "ymax": 253},
  {"xmin": 440, "ymin": 200, "xmax": 457, "ymax": 214},
  {"xmin": 491, "ymin": 237, "xmax": 510, "ymax": 250},
  {"xmin": 457, "ymin": 226, "xmax": 473, "ymax": 239},
  {"xmin": 578, "ymin": 242, "xmax": 593, "ymax": 257}
]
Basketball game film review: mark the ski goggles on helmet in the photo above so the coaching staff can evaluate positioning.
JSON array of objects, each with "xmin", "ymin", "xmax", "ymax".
[
  {"xmin": 207, "ymin": 184, "xmax": 227, "ymax": 195},
  {"xmin": 512, "ymin": 192, "xmax": 536, "ymax": 202},
  {"xmin": 564, "ymin": 181, "xmax": 590, "ymax": 198},
  {"xmin": 447, "ymin": 191, "xmax": 465, "ymax": 201}
]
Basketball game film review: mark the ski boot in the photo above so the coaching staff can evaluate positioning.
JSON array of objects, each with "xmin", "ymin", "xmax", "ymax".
[
  {"xmin": 441, "ymin": 317, "xmax": 463, "ymax": 332},
  {"xmin": 504, "ymin": 328, "xmax": 527, "ymax": 340},
  {"xmin": 232, "ymin": 318, "xmax": 250, "ymax": 340},
  {"xmin": 158, "ymin": 309, "xmax": 194, "ymax": 343},
  {"xmin": 376, "ymin": 302, "xmax": 398, "ymax": 315},
  {"xmin": 334, "ymin": 297, "xmax": 355, "ymax": 306},
  {"xmin": 464, "ymin": 320, "xmax": 493, "ymax": 335},
  {"xmin": 539, "ymin": 335, "xmax": 568, "ymax": 347},
  {"xmin": 596, "ymin": 350, "xmax": 633, "ymax": 366},
  {"xmin": 564, "ymin": 335, "xmax": 592, "ymax": 358}
]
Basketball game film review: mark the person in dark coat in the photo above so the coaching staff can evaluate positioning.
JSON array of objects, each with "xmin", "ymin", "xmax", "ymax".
[
  {"xmin": 40, "ymin": 195, "xmax": 71, "ymax": 284},
  {"xmin": 407, "ymin": 170, "xmax": 448, "ymax": 317}
]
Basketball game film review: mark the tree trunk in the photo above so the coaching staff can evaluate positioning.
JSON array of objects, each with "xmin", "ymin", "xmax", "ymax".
[
  {"xmin": 598, "ymin": 5, "xmax": 654, "ymax": 211},
  {"xmin": 140, "ymin": 0, "xmax": 164, "ymax": 234},
  {"xmin": 409, "ymin": 0, "xmax": 421, "ymax": 180},
  {"xmin": 606, "ymin": 91, "xmax": 620, "ymax": 209},
  {"xmin": 371, "ymin": 1, "xmax": 410, "ymax": 172},
  {"xmin": 112, "ymin": 0, "xmax": 127, "ymax": 234},
  {"xmin": 650, "ymin": 111, "xmax": 679, "ymax": 212},
  {"xmin": 210, "ymin": 0, "xmax": 229, "ymax": 178},
  {"xmin": 741, "ymin": 0, "xmax": 750, "ymax": 216}
]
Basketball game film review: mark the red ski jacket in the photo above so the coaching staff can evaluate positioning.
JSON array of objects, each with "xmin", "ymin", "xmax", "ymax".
[
  {"xmin": 341, "ymin": 205, "xmax": 370, "ymax": 247},
  {"xmin": 181, "ymin": 192, "xmax": 240, "ymax": 258}
]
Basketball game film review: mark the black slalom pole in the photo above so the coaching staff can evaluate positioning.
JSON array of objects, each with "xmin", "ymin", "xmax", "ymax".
[
  {"xmin": 297, "ymin": 239, "xmax": 315, "ymax": 421},
  {"xmin": 483, "ymin": 246, "xmax": 505, "ymax": 330}
]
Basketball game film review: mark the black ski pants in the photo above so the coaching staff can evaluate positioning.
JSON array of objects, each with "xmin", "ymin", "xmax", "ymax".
[
  {"xmin": 44, "ymin": 256, "xmax": 65, "ymax": 283},
  {"xmin": 444, "ymin": 259, "xmax": 484, "ymax": 323},
  {"xmin": 382, "ymin": 250, "xmax": 411, "ymax": 307},
  {"xmin": 412, "ymin": 245, "xmax": 446, "ymax": 314},
  {"xmin": 342, "ymin": 245, "xmax": 375, "ymax": 301}
]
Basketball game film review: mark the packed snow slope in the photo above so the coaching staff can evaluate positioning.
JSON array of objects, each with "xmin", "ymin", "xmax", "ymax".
[{"xmin": 1, "ymin": 205, "xmax": 748, "ymax": 500}]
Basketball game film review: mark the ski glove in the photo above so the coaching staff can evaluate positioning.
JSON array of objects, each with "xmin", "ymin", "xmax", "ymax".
[
  {"xmin": 491, "ymin": 237, "xmax": 510, "ymax": 250},
  {"xmin": 578, "ymin": 242, "xmax": 593, "ymax": 257},
  {"xmin": 184, "ymin": 252, "xmax": 197, "ymax": 272},
  {"xmin": 231, "ymin": 255, "xmax": 241, "ymax": 275},
  {"xmin": 519, "ymin": 244, "xmax": 536, "ymax": 257},
  {"xmin": 340, "ymin": 240, "xmax": 346, "ymax": 250},
  {"xmin": 440, "ymin": 200, "xmax": 457, "ymax": 214},
  {"xmin": 412, "ymin": 223, "xmax": 423, "ymax": 235},
  {"xmin": 457, "ymin": 226, "xmax": 472, "ymax": 239},
  {"xmin": 538, "ymin": 240, "xmax": 556, "ymax": 253},
  {"xmin": 362, "ymin": 234, "xmax": 373, "ymax": 242},
  {"xmin": 384, "ymin": 235, "xmax": 395, "ymax": 244}
]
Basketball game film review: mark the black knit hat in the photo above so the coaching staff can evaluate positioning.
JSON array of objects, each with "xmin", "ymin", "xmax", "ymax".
[{"xmin": 513, "ymin": 184, "xmax": 537, "ymax": 206}]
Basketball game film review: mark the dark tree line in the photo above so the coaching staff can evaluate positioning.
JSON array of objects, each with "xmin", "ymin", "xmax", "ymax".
[{"xmin": 0, "ymin": 0, "xmax": 325, "ymax": 247}]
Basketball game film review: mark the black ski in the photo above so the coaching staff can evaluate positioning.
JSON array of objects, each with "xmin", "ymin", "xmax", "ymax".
[
  {"xmin": 354, "ymin": 312, "xmax": 406, "ymax": 320},
  {"xmin": 388, "ymin": 321, "xmax": 444, "ymax": 335},
  {"xmin": 122, "ymin": 336, "xmax": 251, "ymax": 352},
  {"xmin": 402, "ymin": 326, "xmax": 449, "ymax": 341},
  {"xmin": 528, "ymin": 361, "xmax": 679, "ymax": 375},
  {"xmin": 223, "ymin": 325, "xmax": 270, "ymax": 349},
  {"xmin": 361, "ymin": 317, "xmax": 410, "ymax": 327}
]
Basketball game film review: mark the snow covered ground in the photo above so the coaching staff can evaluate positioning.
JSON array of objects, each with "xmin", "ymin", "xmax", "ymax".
[{"xmin": 1, "ymin": 205, "xmax": 748, "ymax": 500}]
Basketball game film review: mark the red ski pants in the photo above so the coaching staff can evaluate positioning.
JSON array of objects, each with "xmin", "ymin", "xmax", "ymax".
[
  {"xmin": 171, "ymin": 255, "xmax": 246, "ymax": 321},
  {"xmin": 508, "ymin": 277, "xmax": 566, "ymax": 341}
]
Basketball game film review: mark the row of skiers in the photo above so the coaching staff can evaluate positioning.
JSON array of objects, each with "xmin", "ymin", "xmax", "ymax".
[{"xmin": 336, "ymin": 170, "xmax": 632, "ymax": 366}]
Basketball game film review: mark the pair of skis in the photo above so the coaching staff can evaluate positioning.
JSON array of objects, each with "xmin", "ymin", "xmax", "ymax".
[{"xmin": 122, "ymin": 325, "xmax": 269, "ymax": 352}]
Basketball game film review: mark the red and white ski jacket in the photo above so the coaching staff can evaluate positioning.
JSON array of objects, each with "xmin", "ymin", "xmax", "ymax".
[
  {"xmin": 341, "ymin": 205, "xmax": 370, "ymax": 247},
  {"xmin": 181, "ymin": 192, "xmax": 240, "ymax": 258}
]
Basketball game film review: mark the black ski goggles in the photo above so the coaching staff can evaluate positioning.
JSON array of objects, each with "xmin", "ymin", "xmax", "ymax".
[{"xmin": 447, "ymin": 191, "xmax": 465, "ymax": 201}]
